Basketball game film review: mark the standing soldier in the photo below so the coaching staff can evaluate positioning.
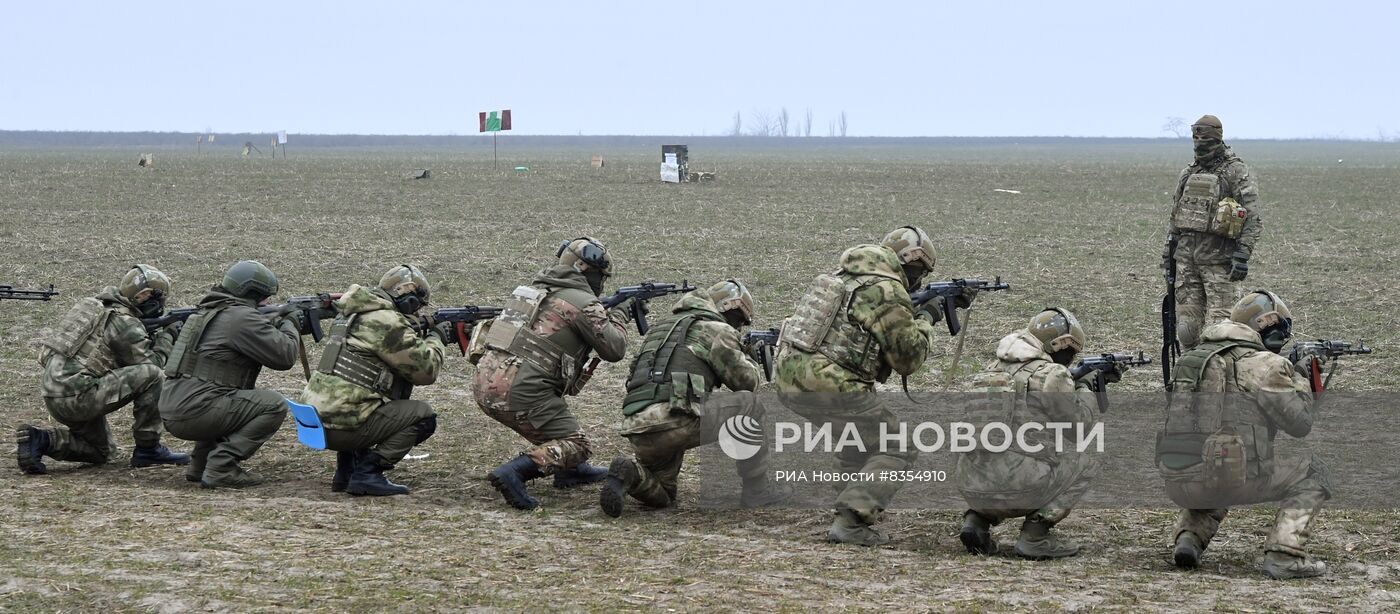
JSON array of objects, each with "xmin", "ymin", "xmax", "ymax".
[
  {"xmin": 599, "ymin": 279, "xmax": 788, "ymax": 517},
  {"xmin": 1156, "ymin": 290, "xmax": 1329, "ymax": 579},
  {"xmin": 1167, "ymin": 114, "xmax": 1263, "ymax": 349},
  {"xmin": 471, "ymin": 237, "xmax": 630, "ymax": 510},
  {"xmin": 17, "ymin": 265, "xmax": 190, "ymax": 473},
  {"xmin": 958, "ymin": 308, "xmax": 1105, "ymax": 559},
  {"xmin": 300, "ymin": 265, "xmax": 446, "ymax": 496},
  {"xmin": 773, "ymin": 226, "xmax": 940, "ymax": 546},
  {"xmin": 159, "ymin": 260, "xmax": 300, "ymax": 488}
]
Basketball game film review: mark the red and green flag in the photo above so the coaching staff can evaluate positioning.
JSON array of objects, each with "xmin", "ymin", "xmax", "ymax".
[{"xmin": 479, "ymin": 110, "xmax": 512, "ymax": 132}]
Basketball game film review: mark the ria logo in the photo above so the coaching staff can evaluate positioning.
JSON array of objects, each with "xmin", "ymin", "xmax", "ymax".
[{"xmin": 718, "ymin": 415, "xmax": 764, "ymax": 460}]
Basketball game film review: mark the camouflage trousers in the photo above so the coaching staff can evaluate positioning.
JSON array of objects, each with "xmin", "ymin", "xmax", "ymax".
[
  {"xmin": 778, "ymin": 391, "xmax": 917, "ymax": 526},
  {"xmin": 39, "ymin": 363, "xmax": 164, "ymax": 464},
  {"xmin": 162, "ymin": 388, "xmax": 287, "ymax": 479},
  {"xmin": 957, "ymin": 450, "xmax": 1097, "ymax": 524},
  {"xmin": 1167, "ymin": 454, "xmax": 1331, "ymax": 557},
  {"xmin": 1175, "ymin": 259, "xmax": 1238, "ymax": 350},
  {"xmin": 478, "ymin": 394, "xmax": 590, "ymax": 475},
  {"xmin": 324, "ymin": 400, "xmax": 436, "ymax": 467},
  {"xmin": 619, "ymin": 392, "xmax": 769, "ymax": 507}
]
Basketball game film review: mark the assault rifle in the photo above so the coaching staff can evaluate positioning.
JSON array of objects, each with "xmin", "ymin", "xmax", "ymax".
[
  {"xmin": 142, "ymin": 293, "xmax": 342, "ymax": 342},
  {"xmin": 1289, "ymin": 339, "xmax": 1374, "ymax": 396},
  {"xmin": 909, "ymin": 277, "xmax": 1010, "ymax": 336},
  {"xmin": 1162, "ymin": 233, "xmax": 1180, "ymax": 391},
  {"xmin": 600, "ymin": 280, "xmax": 697, "ymax": 335},
  {"xmin": 741, "ymin": 327, "xmax": 781, "ymax": 382},
  {"xmin": 1069, "ymin": 351, "xmax": 1152, "ymax": 412},
  {"xmin": 417, "ymin": 305, "xmax": 504, "ymax": 355},
  {"xmin": 0, "ymin": 284, "xmax": 59, "ymax": 301}
]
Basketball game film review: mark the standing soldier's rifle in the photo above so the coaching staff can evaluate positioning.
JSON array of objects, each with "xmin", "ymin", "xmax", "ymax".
[{"xmin": 1162, "ymin": 233, "xmax": 1180, "ymax": 391}]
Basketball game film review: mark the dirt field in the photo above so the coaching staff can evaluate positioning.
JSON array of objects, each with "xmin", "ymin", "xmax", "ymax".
[{"xmin": 2, "ymin": 140, "xmax": 1397, "ymax": 612}]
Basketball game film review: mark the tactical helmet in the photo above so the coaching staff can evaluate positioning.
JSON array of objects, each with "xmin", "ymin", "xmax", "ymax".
[
  {"xmin": 1192, "ymin": 114, "xmax": 1224, "ymax": 139},
  {"xmin": 119, "ymin": 264, "xmax": 172, "ymax": 300},
  {"xmin": 1231, "ymin": 290, "xmax": 1293, "ymax": 334},
  {"xmin": 221, "ymin": 260, "xmax": 280, "ymax": 301},
  {"xmin": 1028, "ymin": 308, "xmax": 1086, "ymax": 356},
  {"xmin": 556, "ymin": 237, "xmax": 612, "ymax": 276},
  {"xmin": 881, "ymin": 226, "xmax": 936, "ymax": 271},
  {"xmin": 379, "ymin": 264, "xmax": 431, "ymax": 302},
  {"xmin": 707, "ymin": 279, "xmax": 754, "ymax": 325}
]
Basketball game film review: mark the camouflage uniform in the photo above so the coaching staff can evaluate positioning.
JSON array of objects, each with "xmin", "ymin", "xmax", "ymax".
[
  {"xmin": 30, "ymin": 288, "xmax": 177, "ymax": 465},
  {"xmin": 1156, "ymin": 320, "xmax": 1328, "ymax": 573},
  {"xmin": 1170, "ymin": 118, "xmax": 1263, "ymax": 349},
  {"xmin": 301, "ymin": 284, "xmax": 444, "ymax": 470},
  {"xmin": 608, "ymin": 291, "xmax": 772, "ymax": 509},
  {"xmin": 774, "ymin": 244, "xmax": 937, "ymax": 530},
  {"xmin": 957, "ymin": 331, "xmax": 1098, "ymax": 536},
  {"xmin": 159, "ymin": 287, "xmax": 300, "ymax": 484},
  {"xmin": 472, "ymin": 264, "xmax": 629, "ymax": 473}
]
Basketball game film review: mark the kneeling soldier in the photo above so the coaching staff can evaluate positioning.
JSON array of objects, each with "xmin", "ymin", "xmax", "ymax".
[
  {"xmin": 18, "ymin": 265, "xmax": 189, "ymax": 473},
  {"xmin": 600, "ymin": 279, "xmax": 788, "ymax": 517},
  {"xmin": 300, "ymin": 265, "xmax": 445, "ymax": 496}
]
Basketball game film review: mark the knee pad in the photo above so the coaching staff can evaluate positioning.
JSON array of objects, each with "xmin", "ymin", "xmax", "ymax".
[{"xmin": 414, "ymin": 415, "xmax": 438, "ymax": 444}]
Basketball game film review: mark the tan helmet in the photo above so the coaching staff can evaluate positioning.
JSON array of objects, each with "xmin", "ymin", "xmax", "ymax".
[
  {"xmin": 556, "ymin": 236, "xmax": 612, "ymax": 275},
  {"xmin": 1231, "ymin": 290, "xmax": 1293, "ymax": 333},
  {"xmin": 881, "ymin": 226, "xmax": 936, "ymax": 271},
  {"xmin": 119, "ymin": 264, "xmax": 172, "ymax": 301},
  {"xmin": 707, "ymin": 279, "xmax": 754, "ymax": 325},
  {"xmin": 379, "ymin": 264, "xmax": 431, "ymax": 302},
  {"xmin": 1028, "ymin": 308, "xmax": 1086, "ymax": 356}
]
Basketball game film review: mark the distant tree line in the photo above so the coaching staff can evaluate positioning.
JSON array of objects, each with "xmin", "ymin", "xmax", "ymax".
[{"xmin": 729, "ymin": 108, "xmax": 848, "ymax": 137}]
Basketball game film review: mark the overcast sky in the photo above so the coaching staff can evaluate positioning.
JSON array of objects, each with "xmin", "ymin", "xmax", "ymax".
[{"xmin": 2, "ymin": 1, "xmax": 1395, "ymax": 139}]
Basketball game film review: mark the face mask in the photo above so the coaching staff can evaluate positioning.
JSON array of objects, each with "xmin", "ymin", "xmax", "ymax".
[
  {"xmin": 1193, "ymin": 137, "xmax": 1223, "ymax": 160},
  {"xmin": 1050, "ymin": 348, "xmax": 1077, "ymax": 366},
  {"xmin": 584, "ymin": 270, "xmax": 607, "ymax": 296},
  {"xmin": 902, "ymin": 264, "xmax": 927, "ymax": 290},
  {"xmin": 722, "ymin": 309, "xmax": 749, "ymax": 331},
  {"xmin": 1260, "ymin": 328, "xmax": 1290, "ymax": 353},
  {"xmin": 138, "ymin": 295, "xmax": 166, "ymax": 318},
  {"xmin": 393, "ymin": 292, "xmax": 424, "ymax": 314}
]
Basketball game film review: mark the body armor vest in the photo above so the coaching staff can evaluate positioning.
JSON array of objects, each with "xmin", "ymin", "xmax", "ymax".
[
  {"xmin": 1157, "ymin": 339, "xmax": 1271, "ymax": 485},
  {"xmin": 164, "ymin": 305, "xmax": 259, "ymax": 389},
  {"xmin": 482, "ymin": 284, "xmax": 572, "ymax": 378},
  {"xmin": 620, "ymin": 312, "xmax": 722, "ymax": 417},
  {"xmin": 781, "ymin": 273, "xmax": 881, "ymax": 381},
  {"xmin": 39, "ymin": 297, "xmax": 119, "ymax": 376},
  {"xmin": 316, "ymin": 313, "xmax": 411, "ymax": 399},
  {"xmin": 964, "ymin": 359, "xmax": 1058, "ymax": 463},
  {"xmin": 1173, "ymin": 164, "xmax": 1248, "ymax": 239}
]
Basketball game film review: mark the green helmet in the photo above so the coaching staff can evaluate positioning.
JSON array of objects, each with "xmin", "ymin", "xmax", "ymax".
[
  {"xmin": 881, "ymin": 226, "xmax": 936, "ymax": 271},
  {"xmin": 222, "ymin": 260, "xmax": 280, "ymax": 301},
  {"xmin": 556, "ymin": 237, "xmax": 612, "ymax": 276},
  {"xmin": 1028, "ymin": 308, "xmax": 1085, "ymax": 357},
  {"xmin": 119, "ymin": 264, "xmax": 171, "ymax": 301},
  {"xmin": 1231, "ymin": 290, "xmax": 1293, "ymax": 334},
  {"xmin": 379, "ymin": 264, "xmax": 431, "ymax": 302},
  {"xmin": 707, "ymin": 278, "xmax": 754, "ymax": 325}
]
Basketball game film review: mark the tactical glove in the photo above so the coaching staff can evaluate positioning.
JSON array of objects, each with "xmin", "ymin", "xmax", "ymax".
[
  {"xmin": 1102, "ymin": 363, "xmax": 1126, "ymax": 385},
  {"xmin": 914, "ymin": 302, "xmax": 943, "ymax": 325},
  {"xmin": 429, "ymin": 321, "xmax": 454, "ymax": 345},
  {"xmin": 1229, "ymin": 250, "xmax": 1250, "ymax": 282},
  {"xmin": 953, "ymin": 288, "xmax": 977, "ymax": 310}
]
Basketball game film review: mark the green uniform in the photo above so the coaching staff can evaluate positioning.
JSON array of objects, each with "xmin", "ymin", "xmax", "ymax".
[
  {"xmin": 616, "ymin": 291, "xmax": 769, "ymax": 506},
  {"xmin": 34, "ymin": 288, "xmax": 177, "ymax": 463},
  {"xmin": 774, "ymin": 244, "xmax": 937, "ymax": 526},
  {"xmin": 300, "ymin": 284, "xmax": 444, "ymax": 465},
  {"xmin": 159, "ymin": 288, "xmax": 300, "ymax": 481},
  {"xmin": 1156, "ymin": 320, "xmax": 1327, "ymax": 559},
  {"xmin": 1170, "ymin": 148, "xmax": 1263, "ymax": 348},
  {"xmin": 957, "ymin": 331, "xmax": 1098, "ymax": 523},
  {"xmin": 472, "ymin": 264, "xmax": 629, "ymax": 473}
]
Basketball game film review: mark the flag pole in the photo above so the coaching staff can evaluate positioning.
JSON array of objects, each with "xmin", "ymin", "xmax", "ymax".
[{"xmin": 493, "ymin": 132, "xmax": 498, "ymax": 170}]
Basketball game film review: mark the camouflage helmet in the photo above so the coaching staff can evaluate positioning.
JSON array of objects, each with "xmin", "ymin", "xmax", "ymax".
[
  {"xmin": 880, "ymin": 226, "xmax": 936, "ymax": 271},
  {"xmin": 1231, "ymin": 290, "xmax": 1293, "ymax": 334},
  {"xmin": 221, "ymin": 260, "xmax": 280, "ymax": 300},
  {"xmin": 707, "ymin": 278, "xmax": 754, "ymax": 325},
  {"xmin": 119, "ymin": 264, "xmax": 171, "ymax": 300},
  {"xmin": 379, "ymin": 264, "xmax": 431, "ymax": 302},
  {"xmin": 556, "ymin": 237, "xmax": 612, "ymax": 275},
  {"xmin": 1028, "ymin": 308, "xmax": 1086, "ymax": 356}
]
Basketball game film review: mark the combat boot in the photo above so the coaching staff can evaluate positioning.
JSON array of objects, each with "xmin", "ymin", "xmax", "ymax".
[
  {"xmin": 16, "ymin": 425, "xmax": 49, "ymax": 475},
  {"xmin": 828, "ymin": 507, "xmax": 890, "ymax": 547},
  {"xmin": 200, "ymin": 465, "xmax": 264, "ymax": 489},
  {"xmin": 960, "ymin": 510, "xmax": 999, "ymax": 555},
  {"xmin": 331, "ymin": 451, "xmax": 354, "ymax": 492},
  {"xmin": 346, "ymin": 450, "xmax": 410, "ymax": 497},
  {"xmin": 488, "ymin": 455, "xmax": 543, "ymax": 510},
  {"xmin": 1262, "ymin": 551, "xmax": 1327, "ymax": 580},
  {"xmin": 553, "ymin": 461, "xmax": 608, "ymax": 488},
  {"xmin": 600, "ymin": 456, "xmax": 640, "ymax": 518},
  {"xmin": 1173, "ymin": 532, "xmax": 1203, "ymax": 569},
  {"xmin": 1014, "ymin": 516, "xmax": 1080, "ymax": 560},
  {"xmin": 131, "ymin": 444, "xmax": 191, "ymax": 468},
  {"xmin": 740, "ymin": 479, "xmax": 793, "ymax": 508}
]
